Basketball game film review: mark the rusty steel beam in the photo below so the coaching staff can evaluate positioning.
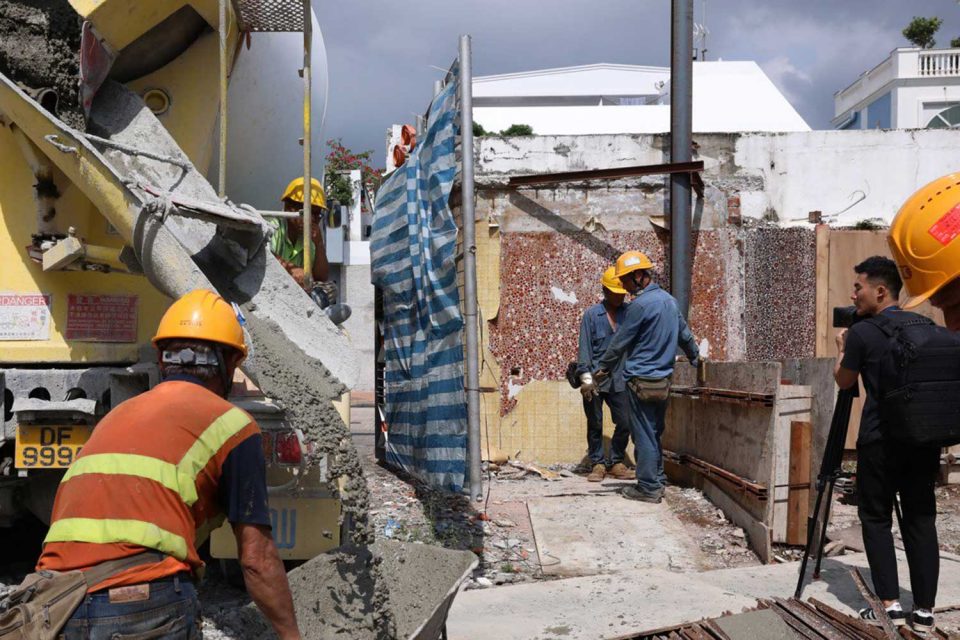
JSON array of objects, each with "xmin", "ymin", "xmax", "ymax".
[
  {"xmin": 506, "ymin": 160, "xmax": 705, "ymax": 187},
  {"xmin": 808, "ymin": 599, "xmax": 886, "ymax": 640},
  {"xmin": 670, "ymin": 385, "xmax": 775, "ymax": 406},
  {"xmin": 770, "ymin": 598, "xmax": 850, "ymax": 640},
  {"xmin": 664, "ymin": 450, "xmax": 768, "ymax": 498},
  {"xmin": 850, "ymin": 569, "xmax": 900, "ymax": 639}
]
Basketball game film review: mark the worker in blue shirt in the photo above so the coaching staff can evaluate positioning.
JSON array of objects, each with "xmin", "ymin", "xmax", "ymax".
[
  {"xmin": 588, "ymin": 251, "xmax": 700, "ymax": 503},
  {"xmin": 576, "ymin": 267, "xmax": 634, "ymax": 483}
]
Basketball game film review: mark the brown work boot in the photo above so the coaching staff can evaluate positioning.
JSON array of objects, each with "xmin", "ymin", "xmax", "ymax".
[
  {"xmin": 607, "ymin": 463, "xmax": 634, "ymax": 480},
  {"xmin": 587, "ymin": 463, "xmax": 606, "ymax": 482}
]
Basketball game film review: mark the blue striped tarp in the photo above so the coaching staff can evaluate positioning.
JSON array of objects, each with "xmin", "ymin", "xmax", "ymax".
[{"xmin": 370, "ymin": 63, "xmax": 467, "ymax": 493}]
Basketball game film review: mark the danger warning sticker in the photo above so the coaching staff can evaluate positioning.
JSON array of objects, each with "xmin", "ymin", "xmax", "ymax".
[
  {"xmin": 928, "ymin": 203, "xmax": 960, "ymax": 246},
  {"xmin": 0, "ymin": 293, "xmax": 52, "ymax": 341},
  {"xmin": 66, "ymin": 294, "xmax": 138, "ymax": 343}
]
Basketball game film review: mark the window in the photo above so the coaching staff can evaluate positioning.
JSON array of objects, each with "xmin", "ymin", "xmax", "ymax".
[{"xmin": 926, "ymin": 104, "xmax": 960, "ymax": 128}]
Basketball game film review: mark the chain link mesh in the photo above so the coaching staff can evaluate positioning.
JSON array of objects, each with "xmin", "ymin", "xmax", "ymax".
[{"xmin": 232, "ymin": 0, "xmax": 305, "ymax": 32}]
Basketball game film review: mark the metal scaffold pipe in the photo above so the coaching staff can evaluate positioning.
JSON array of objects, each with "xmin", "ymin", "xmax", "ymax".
[
  {"xmin": 302, "ymin": 0, "xmax": 313, "ymax": 287},
  {"xmin": 218, "ymin": 0, "xmax": 228, "ymax": 198},
  {"xmin": 670, "ymin": 0, "xmax": 693, "ymax": 316},
  {"xmin": 459, "ymin": 34, "xmax": 483, "ymax": 501}
]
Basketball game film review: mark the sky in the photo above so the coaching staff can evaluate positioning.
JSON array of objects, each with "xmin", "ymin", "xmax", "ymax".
[{"xmin": 316, "ymin": 1, "xmax": 960, "ymax": 168}]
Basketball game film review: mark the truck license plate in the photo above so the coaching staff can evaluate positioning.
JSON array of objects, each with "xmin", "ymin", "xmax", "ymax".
[{"xmin": 15, "ymin": 425, "xmax": 93, "ymax": 469}]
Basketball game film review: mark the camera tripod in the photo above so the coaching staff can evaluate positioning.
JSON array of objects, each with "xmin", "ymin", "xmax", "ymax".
[{"xmin": 794, "ymin": 384, "xmax": 903, "ymax": 598}]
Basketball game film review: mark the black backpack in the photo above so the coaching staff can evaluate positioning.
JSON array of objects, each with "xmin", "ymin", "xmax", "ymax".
[{"xmin": 868, "ymin": 311, "xmax": 960, "ymax": 447}]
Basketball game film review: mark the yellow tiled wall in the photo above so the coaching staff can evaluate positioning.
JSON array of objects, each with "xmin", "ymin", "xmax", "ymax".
[{"xmin": 470, "ymin": 210, "xmax": 634, "ymax": 465}]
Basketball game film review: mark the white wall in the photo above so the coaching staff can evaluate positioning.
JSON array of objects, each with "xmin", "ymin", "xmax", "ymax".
[
  {"xmin": 473, "ymin": 130, "xmax": 960, "ymax": 226},
  {"xmin": 895, "ymin": 84, "xmax": 960, "ymax": 128}
]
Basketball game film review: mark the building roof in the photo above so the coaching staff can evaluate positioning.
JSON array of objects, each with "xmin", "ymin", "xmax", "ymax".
[{"xmin": 472, "ymin": 61, "xmax": 811, "ymax": 134}]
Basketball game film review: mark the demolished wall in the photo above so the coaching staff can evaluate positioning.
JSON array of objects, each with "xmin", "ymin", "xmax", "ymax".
[{"xmin": 468, "ymin": 129, "xmax": 960, "ymax": 463}]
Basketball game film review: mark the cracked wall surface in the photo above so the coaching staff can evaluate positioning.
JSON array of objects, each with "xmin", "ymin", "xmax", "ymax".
[{"xmin": 463, "ymin": 130, "xmax": 959, "ymax": 463}]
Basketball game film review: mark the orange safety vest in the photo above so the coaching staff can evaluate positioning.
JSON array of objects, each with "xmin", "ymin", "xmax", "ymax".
[{"xmin": 37, "ymin": 380, "xmax": 261, "ymax": 591}]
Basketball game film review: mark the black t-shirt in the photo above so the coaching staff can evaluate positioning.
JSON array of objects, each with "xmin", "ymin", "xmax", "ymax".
[
  {"xmin": 840, "ymin": 306, "xmax": 901, "ymax": 448},
  {"xmin": 219, "ymin": 433, "xmax": 272, "ymax": 528}
]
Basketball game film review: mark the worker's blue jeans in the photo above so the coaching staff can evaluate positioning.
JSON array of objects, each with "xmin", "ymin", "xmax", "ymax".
[
  {"xmin": 626, "ymin": 388, "xmax": 668, "ymax": 493},
  {"xmin": 583, "ymin": 390, "xmax": 631, "ymax": 466},
  {"xmin": 62, "ymin": 575, "xmax": 201, "ymax": 640}
]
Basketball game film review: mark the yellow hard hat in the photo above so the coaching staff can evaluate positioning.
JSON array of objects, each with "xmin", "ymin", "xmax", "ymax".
[
  {"xmin": 280, "ymin": 177, "xmax": 326, "ymax": 209},
  {"xmin": 614, "ymin": 250, "xmax": 654, "ymax": 278},
  {"xmin": 888, "ymin": 173, "xmax": 960, "ymax": 309},
  {"xmin": 601, "ymin": 266, "xmax": 627, "ymax": 294},
  {"xmin": 153, "ymin": 289, "xmax": 247, "ymax": 358}
]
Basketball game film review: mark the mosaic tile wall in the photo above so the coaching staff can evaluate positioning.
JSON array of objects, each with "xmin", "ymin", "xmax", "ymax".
[{"xmin": 743, "ymin": 227, "xmax": 818, "ymax": 361}]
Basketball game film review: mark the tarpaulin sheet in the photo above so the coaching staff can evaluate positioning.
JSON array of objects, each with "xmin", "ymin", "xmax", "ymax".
[{"xmin": 370, "ymin": 64, "xmax": 466, "ymax": 492}]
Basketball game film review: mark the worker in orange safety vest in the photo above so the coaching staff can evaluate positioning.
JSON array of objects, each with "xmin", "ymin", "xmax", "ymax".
[{"xmin": 37, "ymin": 289, "xmax": 300, "ymax": 640}]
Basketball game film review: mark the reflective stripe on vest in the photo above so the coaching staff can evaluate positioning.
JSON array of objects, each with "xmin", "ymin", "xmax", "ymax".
[
  {"xmin": 45, "ymin": 518, "xmax": 189, "ymax": 560},
  {"xmin": 47, "ymin": 406, "xmax": 251, "ymax": 552},
  {"xmin": 63, "ymin": 454, "xmax": 199, "ymax": 506}
]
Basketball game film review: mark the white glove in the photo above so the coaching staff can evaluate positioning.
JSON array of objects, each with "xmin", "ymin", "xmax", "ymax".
[{"xmin": 579, "ymin": 372, "xmax": 598, "ymax": 400}]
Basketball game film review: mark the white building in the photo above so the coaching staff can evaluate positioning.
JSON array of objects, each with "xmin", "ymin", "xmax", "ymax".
[
  {"xmin": 833, "ymin": 47, "xmax": 960, "ymax": 130},
  {"xmin": 471, "ymin": 62, "xmax": 810, "ymax": 135}
]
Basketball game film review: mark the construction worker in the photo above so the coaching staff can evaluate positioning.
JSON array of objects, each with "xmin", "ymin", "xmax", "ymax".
[
  {"xmin": 273, "ymin": 177, "xmax": 333, "ymax": 301},
  {"xmin": 833, "ymin": 256, "xmax": 939, "ymax": 632},
  {"xmin": 588, "ymin": 251, "xmax": 700, "ymax": 503},
  {"xmin": 37, "ymin": 290, "xmax": 301, "ymax": 640},
  {"xmin": 888, "ymin": 172, "xmax": 960, "ymax": 331},
  {"xmin": 576, "ymin": 266, "xmax": 634, "ymax": 482}
]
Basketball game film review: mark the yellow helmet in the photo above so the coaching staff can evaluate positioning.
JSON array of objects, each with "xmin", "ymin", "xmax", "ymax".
[
  {"xmin": 601, "ymin": 266, "xmax": 627, "ymax": 294},
  {"xmin": 153, "ymin": 289, "xmax": 247, "ymax": 358},
  {"xmin": 280, "ymin": 177, "xmax": 326, "ymax": 209},
  {"xmin": 888, "ymin": 173, "xmax": 960, "ymax": 309},
  {"xmin": 614, "ymin": 250, "xmax": 654, "ymax": 278}
]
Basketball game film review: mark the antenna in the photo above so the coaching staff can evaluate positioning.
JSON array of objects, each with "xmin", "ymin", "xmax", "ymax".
[{"xmin": 694, "ymin": 0, "xmax": 709, "ymax": 61}]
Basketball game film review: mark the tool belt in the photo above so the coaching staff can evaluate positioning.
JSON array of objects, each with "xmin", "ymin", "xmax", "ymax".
[
  {"xmin": 0, "ymin": 552, "xmax": 162, "ymax": 640},
  {"xmin": 627, "ymin": 376, "xmax": 672, "ymax": 402}
]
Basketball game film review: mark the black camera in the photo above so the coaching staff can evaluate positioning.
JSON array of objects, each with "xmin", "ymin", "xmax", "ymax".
[{"xmin": 832, "ymin": 305, "xmax": 866, "ymax": 328}]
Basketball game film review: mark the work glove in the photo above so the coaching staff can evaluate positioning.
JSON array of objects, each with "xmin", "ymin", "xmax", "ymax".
[{"xmin": 579, "ymin": 372, "xmax": 598, "ymax": 401}]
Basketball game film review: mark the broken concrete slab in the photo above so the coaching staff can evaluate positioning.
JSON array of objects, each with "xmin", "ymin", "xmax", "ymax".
[
  {"xmin": 448, "ymin": 550, "xmax": 960, "ymax": 639},
  {"xmin": 447, "ymin": 568, "xmax": 758, "ymax": 640},
  {"xmin": 527, "ymin": 494, "xmax": 704, "ymax": 577}
]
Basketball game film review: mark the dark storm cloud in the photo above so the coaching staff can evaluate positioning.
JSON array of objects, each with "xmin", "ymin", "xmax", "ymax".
[{"xmin": 316, "ymin": 0, "xmax": 960, "ymax": 167}]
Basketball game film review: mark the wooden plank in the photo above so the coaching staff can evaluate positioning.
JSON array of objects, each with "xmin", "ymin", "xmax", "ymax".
[
  {"xmin": 815, "ymin": 224, "xmax": 831, "ymax": 358},
  {"xmin": 788, "ymin": 421, "xmax": 812, "ymax": 545},
  {"xmin": 773, "ymin": 387, "xmax": 811, "ymax": 543},
  {"xmin": 850, "ymin": 568, "xmax": 899, "ymax": 639}
]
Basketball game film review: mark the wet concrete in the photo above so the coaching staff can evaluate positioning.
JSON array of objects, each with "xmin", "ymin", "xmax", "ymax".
[
  {"xmin": 0, "ymin": 0, "xmax": 83, "ymax": 128},
  {"xmin": 713, "ymin": 609, "xmax": 802, "ymax": 640}
]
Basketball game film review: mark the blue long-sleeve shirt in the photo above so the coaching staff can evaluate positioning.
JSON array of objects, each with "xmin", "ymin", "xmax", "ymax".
[
  {"xmin": 577, "ymin": 301, "xmax": 629, "ymax": 393},
  {"xmin": 597, "ymin": 283, "xmax": 699, "ymax": 380}
]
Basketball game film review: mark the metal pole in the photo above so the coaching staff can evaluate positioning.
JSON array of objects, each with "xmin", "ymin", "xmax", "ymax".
[
  {"xmin": 217, "ymin": 0, "xmax": 228, "ymax": 198},
  {"xmin": 459, "ymin": 34, "xmax": 482, "ymax": 501},
  {"xmin": 670, "ymin": 0, "xmax": 693, "ymax": 316},
  {"xmin": 302, "ymin": 0, "xmax": 313, "ymax": 287}
]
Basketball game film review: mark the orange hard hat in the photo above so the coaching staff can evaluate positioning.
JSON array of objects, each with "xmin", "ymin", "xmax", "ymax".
[
  {"xmin": 888, "ymin": 173, "xmax": 960, "ymax": 309},
  {"xmin": 614, "ymin": 250, "xmax": 654, "ymax": 278},
  {"xmin": 153, "ymin": 289, "xmax": 247, "ymax": 358},
  {"xmin": 601, "ymin": 266, "xmax": 627, "ymax": 294}
]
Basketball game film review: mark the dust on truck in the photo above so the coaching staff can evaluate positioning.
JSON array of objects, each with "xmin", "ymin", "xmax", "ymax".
[{"xmin": 0, "ymin": 0, "xmax": 354, "ymax": 562}]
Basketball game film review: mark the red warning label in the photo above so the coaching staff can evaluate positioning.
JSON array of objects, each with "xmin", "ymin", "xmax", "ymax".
[
  {"xmin": 66, "ymin": 294, "xmax": 138, "ymax": 342},
  {"xmin": 928, "ymin": 203, "xmax": 960, "ymax": 246}
]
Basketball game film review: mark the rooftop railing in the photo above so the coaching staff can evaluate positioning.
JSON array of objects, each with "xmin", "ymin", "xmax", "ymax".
[{"xmin": 918, "ymin": 50, "xmax": 960, "ymax": 76}]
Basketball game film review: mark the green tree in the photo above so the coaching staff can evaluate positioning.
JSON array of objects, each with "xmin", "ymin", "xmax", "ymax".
[
  {"xmin": 499, "ymin": 124, "xmax": 535, "ymax": 136},
  {"xmin": 324, "ymin": 138, "xmax": 383, "ymax": 207},
  {"xmin": 472, "ymin": 121, "xmax": 487, "ymax": 137},
  {"xmin": 951, "ymin": 36, "xmax": 960, "ymax": 48},
  {"xmin": 903, "ymin": 16, "xmax": 943, "ymax": 49}
]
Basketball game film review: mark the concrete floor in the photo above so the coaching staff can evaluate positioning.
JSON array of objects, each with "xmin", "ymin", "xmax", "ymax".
[
  {"xmin": 446, "ymin": 550, "xmax": 960, "ymax": 639},
  {"xmin": 528, "ymin": 494, "xmax": 705, "ymax": 576}
]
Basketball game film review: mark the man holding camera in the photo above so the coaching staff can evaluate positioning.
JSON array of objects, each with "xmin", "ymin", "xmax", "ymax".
[{"xmin": 834, "ymin": 256, "xmax": 940, "ymax": 632}]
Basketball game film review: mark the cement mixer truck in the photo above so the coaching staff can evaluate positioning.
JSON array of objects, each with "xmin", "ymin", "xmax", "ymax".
[{"xmin": 0, "ymin": 0, "xmax": 357, "ymax": 564}]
